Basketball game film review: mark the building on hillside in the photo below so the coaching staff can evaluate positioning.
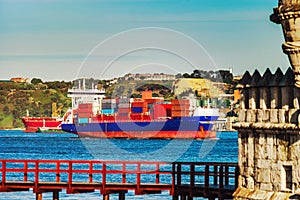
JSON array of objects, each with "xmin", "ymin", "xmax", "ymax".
[
  {"xmin": 123, "ymin": 73, "xmax": 176, "ymax": 81},
  {"xmin": 10, "ymin": 77, "xmax": 30, "ymax": 83}
]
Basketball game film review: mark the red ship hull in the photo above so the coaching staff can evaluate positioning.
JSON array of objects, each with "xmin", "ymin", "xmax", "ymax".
[
  {"xmin": 21, "ymin": 117, "xmax": 62, "ymax": 132},
  {"xmin": 76, "ymin": 130, "xmax": 216, "ymax": 139}
]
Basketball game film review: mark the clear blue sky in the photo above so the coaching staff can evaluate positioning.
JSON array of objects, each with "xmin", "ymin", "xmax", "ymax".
[{"xmin": 0, "ymin": 0, "xmax": 289, "ymax": 81}]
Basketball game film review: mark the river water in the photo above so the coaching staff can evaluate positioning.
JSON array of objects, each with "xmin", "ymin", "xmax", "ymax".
[{"xmin": 0, "ymin": 130, "xmax": 238, "ymax": 199}]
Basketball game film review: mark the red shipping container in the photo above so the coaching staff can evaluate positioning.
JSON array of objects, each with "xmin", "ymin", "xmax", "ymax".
[
  {"xmin": 171, "ymin": 99, "xmax": 189, "ymax": 104},
  {"xmin": 153, "ymin": 104, "xmax": 169, "ymax": 120},
  {"xmin": 145, "ymin": 99, "xmax": 163, "ymax": 104},
  {"xmin": 78, "ymin": 112, "xmax": 92, "ymax": 118},
  {"xmin": 118, "ymin": 108, "xmax": 130, "ymax": 113},
  {"xmin": 78, "ymin": 103, "xmax": 93, "ymax": 109},
  {"xmin": 131, "ymin": 102, "xmax": 147, "ymax": 107}
]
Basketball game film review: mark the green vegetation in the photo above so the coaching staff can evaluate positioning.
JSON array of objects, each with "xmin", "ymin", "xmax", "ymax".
[
  {"xmin": 106, "ymin": 80, "xmax": 174, "ymax": 99},
  {"xmin": 0, "ymin": 81, "xmax": 72, "ymax": 129}
]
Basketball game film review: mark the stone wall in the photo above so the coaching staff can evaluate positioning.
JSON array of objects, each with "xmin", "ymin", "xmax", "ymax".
[{"xmin": 233, "ymin": 68, "xmax": 300, "ymax": 199}]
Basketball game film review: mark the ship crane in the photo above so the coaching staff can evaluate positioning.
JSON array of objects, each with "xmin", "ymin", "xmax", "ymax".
[{"xmin": 51, "ymin": 103, "xmax": 63, "ymax": 118}]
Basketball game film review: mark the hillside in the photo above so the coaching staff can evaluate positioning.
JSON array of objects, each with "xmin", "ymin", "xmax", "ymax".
[
  {"xmin": 0, "ymin": 81, "xmax": 71, "ymax": 129},
  {"xmin": 106, "ymin": 80, "xmax": 174, "ymax": 99},
  {"xmin": 173, "ymin": 78, "xmax": 225, "ymax": 98}
]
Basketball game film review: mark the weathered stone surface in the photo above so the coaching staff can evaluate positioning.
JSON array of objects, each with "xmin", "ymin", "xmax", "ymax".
[
  {"xmin": 246, "ymin": 109, "xmax": 256, "ymax": 122},
  {"xmin": 270, "ymin": 109, "xmax": 279, "ymax": 123},
  {"xmin": 278, "ymin": 109, "xmax": 286, "ymax": 123},
  {"xmin": 257, "ymin": 168, "xmax": 271, "ymax": 183},
  {"xmin": 239, "ymin": 109, "xmax": 246, "ymax": 122},
  {"xmin": 260, "ymin": 183, "xmax": 273, "ymax": 191}
]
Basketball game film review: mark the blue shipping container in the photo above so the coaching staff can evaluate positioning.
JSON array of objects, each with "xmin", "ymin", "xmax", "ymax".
[
  {"xmin": 102, "ymin": 109, "xmax": 115, "ymax": 114},
  {"xmin": 132, "ymin": 107, "xmax": 143, "ymax": 113},
  {"xmin": 78, "ymin": 118, "xmax": 89, "ymax": 123}
]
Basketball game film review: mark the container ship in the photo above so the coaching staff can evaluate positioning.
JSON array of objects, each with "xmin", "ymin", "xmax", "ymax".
[{"xmin": 62, "ymin": 86, "xmax": 219, "ymax": 139}]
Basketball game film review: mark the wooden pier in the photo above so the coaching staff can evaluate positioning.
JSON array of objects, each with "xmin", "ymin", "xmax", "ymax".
[{"xmin": 0, "ymin": 160, "xmax": 238, "ymax": 199}]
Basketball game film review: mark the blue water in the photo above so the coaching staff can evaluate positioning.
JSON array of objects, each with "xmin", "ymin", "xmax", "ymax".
[{"xmin": 0, "ymin": 130, "xmax": 238, "ymax": 199}]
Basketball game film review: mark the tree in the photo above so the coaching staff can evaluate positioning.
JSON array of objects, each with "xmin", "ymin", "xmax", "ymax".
[
  {"xmin": 3, "ymin": 105, "xmax": 9, "ymax": 115},
  {"xmin": 31, "ymin": 78, "xmax": 43, "ymax": 85},
  {"xmin": 183, "ymin": 73, "xmax": 190, "ymax": 78}
]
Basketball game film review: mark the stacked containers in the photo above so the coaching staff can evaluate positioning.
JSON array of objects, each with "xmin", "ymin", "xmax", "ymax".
[
  {"xmin": 145, "ymin": 98, "xmax": 164, "ymax": 119},
  {"xmin": 101, "ymin": 99, "xmax": 117, "ymax": 115},
  {"xmin": 171, "ymin": 99, "xmax": 190, "ymax": 118},
  {"xmin": 131, "ymin": 101, "xmax": 148, "ymax": 113},
  {"xmin": 117, "ymin": 98, "xmax": 130, "ymax": 120},
  {"xmin": 77, "ymin": 103, "xmax": 93, "ymax": 123},
  {"xmin": 130, "ymin": 100, "xmax": 148, "ymax": 121},
  {"xmin": 153, "ymin": 102, "xmax": 172, "ymax": 120}
]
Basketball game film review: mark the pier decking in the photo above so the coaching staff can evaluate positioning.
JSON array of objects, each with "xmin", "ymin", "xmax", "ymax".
[{"xmin": 0, "ymin": 160, "xmax": 238, "ymax": 199}]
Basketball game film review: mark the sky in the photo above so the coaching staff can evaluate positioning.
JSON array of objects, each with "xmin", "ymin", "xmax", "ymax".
[{"xmin": 0, "ymin": 0, "xmax": 290, "ymax": 81}]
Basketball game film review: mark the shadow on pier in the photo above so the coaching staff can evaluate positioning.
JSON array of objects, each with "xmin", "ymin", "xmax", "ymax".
[{"xmin": 0, "ymin": 160, "xmax": 238, "ymax": 200}]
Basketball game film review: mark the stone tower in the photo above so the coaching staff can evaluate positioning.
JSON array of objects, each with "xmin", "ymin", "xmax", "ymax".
[
  {"xmin": 233, "ymin": 1, "xmax": 300, "ymax": 199},
  {"xmin": 271, "ymin": 0, "xmax": 300, "ymax": 87}
]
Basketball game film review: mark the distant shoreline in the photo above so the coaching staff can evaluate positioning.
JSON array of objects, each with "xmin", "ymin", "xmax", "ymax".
[{"xmin": 0, "ymin": 128, "xmax": 24, "ymax": 131}]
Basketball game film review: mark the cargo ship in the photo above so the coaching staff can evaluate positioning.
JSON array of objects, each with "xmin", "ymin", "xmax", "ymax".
[
  {"xmin": 22, "ymin": 117, "xmax": 63, "ymax": 132},
  {"xmin": 61, "ymin": 85, "xmax": 219, "ymax": 139},
  {"xmin": 22, "ymin": 103, "xmax": 70, "ymax": 132}
]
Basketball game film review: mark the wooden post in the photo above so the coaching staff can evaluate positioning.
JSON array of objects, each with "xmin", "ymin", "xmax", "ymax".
[
  {"xmin": 119, "ymin": 192, "xmax": 125, "ymax": 200},
  {"xmin": 24, "ymin": 161, "xmax": 28, "ymax": 182},
  {"xmin": 36, "ymin": 193, "xmax": 42, "ymax": 200},
  {"xmin": 190, "ymin": 164, "xmax": 195, "ymax": 187},
  {"xmin": 56, "ymin": 162, "xmax": 60, "ymax": 182},
  {"xmin": 53, "ymin": 191, "xmax": 59, "ymax": 200},
  {"xmin": 219, "ymin": 166, "xmax": 224, "ymax": 189},
  {"xmin": 122, "ymin": 163, "xmax": 126, "ymax": 183},
  {"xmin": 137, "ymin": 163, "xmax": 141, "ymax": 193},
  {"xmin": 224, "ymin": 166, "xmax": 229, "ymax": 185},
  {"xmin": 156, "ymin": 163, "xmax": 160, "ymax": 184},
  {"xmin": 213, "ymin": 166, "xmax": 218, "ymax": 185},
  {"xmin": 68, "ymin": 161, "xmax": 72, "ymax": 193},
  {"xmin": 89, "ymin": 161, "xmax": 93, "ymax": 182},
  {"xmin": 177, "ymin": 164, "xmax": 181, "ymax": 186},
  {"xmin": 172, "ymin": 195, "xmax": 179, "ymax": 200},
  {"xmin": 2, "ymin": 161, "xmax": 6, "ymax": 191},
  {"xmin": 102, "ymin": 163, "xmax": 106, "ymax": 193},
  {"xmin": 235, "ymin": 165, "xmax": 239, "ymax": 189},
  {"xmin": 103, "ymin": 194, "xmax": 109, "ymax": 200}
]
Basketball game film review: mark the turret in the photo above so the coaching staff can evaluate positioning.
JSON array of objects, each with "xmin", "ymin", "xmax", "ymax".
[{"xmin": 271, "ymin": 0, "xmax": 300, "ymax": 87}]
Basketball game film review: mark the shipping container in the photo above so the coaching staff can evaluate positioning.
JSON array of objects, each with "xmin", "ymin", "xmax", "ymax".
[
  {"xmin": 131, "ymin": 102, "xmax": 147, "ymax": 107},
  {"xmin": 171, "ymin": 105, "xmax": 190, "ymax": 110},
  {"xmin": 153, "ymin": 104, "xmax": 172, "ymax": 119},
  {"xmin": 77, "ymin": 112, "xmax": 92, "ymax": 118},
  {"xmin": 171, "ymin": 99, "xmax": 189, "ymax": 104},
  {"xmin": 144, "ymin": 98, "xmax": 163, "ymax": 104},
  {"xmin": 118, "ymin": 108, "xmax": 130, "ymax": 113},
  {"xmin": 132, "ymin": 107, "xmax": 143, "ymax": 113},
  {"xmin": 78, "ymin": 103, "xmax": 93, "ymax": 109},
  {"xmin": 119, "ymin": 98, "xmax": 130, "ymax": 103},
  {"xmin": 118, "ymin": 103, "xmax": 130, "ymax": 108},
  {"xmin": 78, "ymin": 118, "xmax": 89, "ymax": 123},
  {"xmin": 102, "ymin": 99, "xmax": 117, "ymax": 104},
  {"xmin": 101, "ymin": 109, "xmax": 115, "ymax": 115},
  {"xmin": 117, "ymin": 113, "xmax": 129, "ymax": 117}
]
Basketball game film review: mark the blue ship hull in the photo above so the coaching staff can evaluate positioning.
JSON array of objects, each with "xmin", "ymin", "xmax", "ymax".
[{"xmin": 62, "ymin": 116, "xmax": 217, "ymax": 139}]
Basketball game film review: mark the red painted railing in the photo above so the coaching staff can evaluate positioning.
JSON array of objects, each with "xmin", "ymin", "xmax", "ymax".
[
  {"xmin": 0, "ymin": 160, "xmax": 172, "ymax": 194},
  {"xmin": 0, "ymin": 160, "xmax": 238, "ymax": 198}
]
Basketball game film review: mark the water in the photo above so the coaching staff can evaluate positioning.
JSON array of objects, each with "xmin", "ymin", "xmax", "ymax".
[{"xmin": 0, "ymin": 130, "xmax": 238, "ymax": 199}]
